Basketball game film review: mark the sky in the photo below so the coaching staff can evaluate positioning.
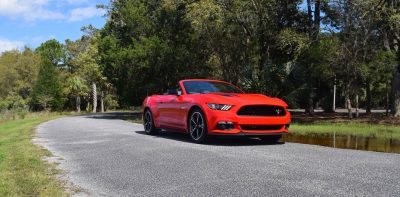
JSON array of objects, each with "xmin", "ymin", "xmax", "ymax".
[{"xmin": 0, "ymin": 0, "xmax": 109, "ymax": 53}]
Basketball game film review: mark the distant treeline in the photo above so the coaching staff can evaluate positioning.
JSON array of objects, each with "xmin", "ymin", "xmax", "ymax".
[{"xmin": 1, "ymin": 0, "xmax": 400, "ymax": 118}]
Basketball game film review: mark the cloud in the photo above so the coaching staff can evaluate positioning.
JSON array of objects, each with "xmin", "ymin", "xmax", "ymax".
[
  {"xmin": 0, "ymin": 0, "xmax": 64, "ymax": 21},
  {"xmin": 0, "ymin": 39, "xmax": 24, "ymax": 53},
  {"xmin": 68, "ymin": 6, "xmax": 105, "ymax": 22}
]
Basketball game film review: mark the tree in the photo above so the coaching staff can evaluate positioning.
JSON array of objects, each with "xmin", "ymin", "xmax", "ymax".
[
  {"xmin": 35, "ymin": 39, "xmax": 65, "ymax": 67},
  {"xmin": 75, "ymin": 35, "xmax": 107, "ymax": 113},
  {"xmin": 0, "ymin": 48, "xmax": 40, "ymax": 110},
  {"xmin": 65, "ymin": 75, "xmax": 89, "ymax": 112},
  {"xmin": 30, "ymin": 40, "xmax": 66, "ymax": 111},
  {"xmin": 99, "ymin": 0, "xmax": 211, "ymax": 106},
  {"xmin": 31, "ymin": 58, "xmax": 63, "ymax": 111},
  {"xmin": 376, "ymin": 0, "xmax": 400, "ymax": 116}
]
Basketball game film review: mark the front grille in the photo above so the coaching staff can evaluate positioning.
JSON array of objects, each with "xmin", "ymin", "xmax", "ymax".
[
  {"xmin": 240, "ymin": 124, "xmax": 284, "ymax": 130},
  {"xmin": 237, "ymin": 105, "xmax": 286, "ymax": 116}
]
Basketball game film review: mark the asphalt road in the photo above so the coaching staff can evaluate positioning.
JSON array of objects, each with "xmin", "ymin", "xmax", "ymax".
[{"xmin": 36, "ymin": 113, "xmax": 400, "ymax": 196}]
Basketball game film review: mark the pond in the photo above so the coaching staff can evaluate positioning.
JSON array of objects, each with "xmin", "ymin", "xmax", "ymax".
[{"xmin": 283, "ymin": 133, "xmax": 400, "ymax": 154}]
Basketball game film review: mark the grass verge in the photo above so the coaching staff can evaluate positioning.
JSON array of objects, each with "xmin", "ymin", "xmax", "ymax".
[
  {"xmin": 290, "ymin": 123, "xmax": 400, "ymax": 140},
  {"xmin": 0, "ymin": 113, "xmax": 66, "ymax": 196}
]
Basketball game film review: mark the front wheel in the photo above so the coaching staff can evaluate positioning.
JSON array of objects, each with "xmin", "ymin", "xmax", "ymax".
[
  {"xmin": 143, "ymin": 109, "xmax": 159, "ymax": 135},
  {"xmin": 188, "ymin": 108, "xmax": 208, "ymax": 143}
]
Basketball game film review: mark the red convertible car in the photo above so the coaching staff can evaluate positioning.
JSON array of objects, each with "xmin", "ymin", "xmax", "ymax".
[{"xmin": 142, "ymin": 79, "xmax": 291, "ymax": 143}]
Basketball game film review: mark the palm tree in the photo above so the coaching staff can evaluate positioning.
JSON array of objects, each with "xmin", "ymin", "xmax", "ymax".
[{"xmin": 66, "ymin": 76, "xmax": 89, "ymax": 112}]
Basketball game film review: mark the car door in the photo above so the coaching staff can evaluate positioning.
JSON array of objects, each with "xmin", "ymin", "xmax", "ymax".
[
  {"xmin": 156, "ymin": 95, "xmax": 176, "ymax": 127},
  {"xmin": 162, "ymin": 95, "xmax": 187, "ymax": 129},
  {"xmin": 160, "ymin": 86, "xmax": 187, "ymax": 129}
]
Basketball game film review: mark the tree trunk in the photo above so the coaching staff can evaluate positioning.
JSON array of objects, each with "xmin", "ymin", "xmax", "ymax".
[
  {"xmin": 347, "ymin": 98, "xmax": 352, "ymax": 119},
  {"xmin": 366, "ymin": 80, "xmax": 371, "ymax": 114},
  {"xmin": 390, "ymin": 40, "xmax": 400, "ymax": 116},
  {"xmin": 305, "ymin": 89, "xmax": 314, "ymax": 115},
  {"xmin": 100, "ymin": 91, "xmax": 104, "ymax": 113},
  {"xmin": 355, "ymin": 94, "xmax": 359, "ymax": 118},
  {"xmin": 308, "ymin": 97, "xmax": 314, "ymax": 115},
  {"xmin": 346, "ymin": 84, "xmax": 352, "ymax": 119},
  {"xmin": 76, "ymin": 95, "xmax": 81, "ymax": 113},
  {"xmin": 313, "ymin": 0, "xmax": 321, "ymax": 42},
  {"xmin": 333, "ymin": 76, "xmax": 336, "ymax": 112},
  {"xmin": 386, "ymin": 82, "xmax": 389, "ymax": 116},
  {"xmin": 307, "ymin": 0, "xmax": 312, "ymax": 36},
  {"xmin": 391, "ymin": 66, "xmax": 400, "ymax": 116},
  {"xmin": 92, "ymin": 82, "xmax": 97, "ymax": 113}
]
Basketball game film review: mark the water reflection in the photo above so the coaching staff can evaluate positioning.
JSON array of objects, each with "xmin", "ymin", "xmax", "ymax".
[{"xmin": 283, "ymin": 133, "xmax": 400, "ymax": 154}]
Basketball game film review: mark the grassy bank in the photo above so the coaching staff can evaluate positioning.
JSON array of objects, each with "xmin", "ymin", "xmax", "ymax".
[
  {"xmin": 0, "ymin": 113, "xmax": 66, "ymax": 196},
  {"xmin": 290, "ymin": 123, "xmax": 400, "ymax": 140}
]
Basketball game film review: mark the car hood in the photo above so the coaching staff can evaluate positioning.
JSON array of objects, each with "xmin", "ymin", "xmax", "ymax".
[{"xmin": 200, "ymin": 93, "xmax": 288, "ymax": 107}]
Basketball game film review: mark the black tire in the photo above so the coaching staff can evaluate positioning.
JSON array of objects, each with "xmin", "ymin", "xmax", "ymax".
[
  {"xmin": 143, "ymin": 109, "xmax": 159, "ymax": 135},
  {"xmin": 188, "ymin": 108, "xmax": 208, "ymax": 143},
  {"xmin": 259, "ymin": 135, "xmax": 282, "ymax": 142}
]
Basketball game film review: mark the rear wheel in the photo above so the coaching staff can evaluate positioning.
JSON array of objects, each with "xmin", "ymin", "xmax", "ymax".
[
  {"xmin": 143, "ymin": 109, "xmax": 159, "ymax": 135},
  {"xmin": 188, "ymin": 108, "xmax": 208, "ymax": 143},
  {"xmin": 259, "ymin": 135, "xmax": 282, "ymax": 142}
]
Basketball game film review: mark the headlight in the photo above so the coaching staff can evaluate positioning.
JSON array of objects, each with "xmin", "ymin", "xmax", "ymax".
[{"xmin": 207, "ymin": 103, "xmax": 233, "ymax": 111}]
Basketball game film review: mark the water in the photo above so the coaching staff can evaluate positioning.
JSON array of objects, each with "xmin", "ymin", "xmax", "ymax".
[{"xmin": 283, "ymin": 133, "xmax": 400, "ymax": 154}]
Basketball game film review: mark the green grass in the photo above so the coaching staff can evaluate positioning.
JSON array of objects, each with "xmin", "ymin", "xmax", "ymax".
[
  {"xmin": 0, "ymin": 113, "xmax": 67, "ymax": 197},
  {"xmin": 291, "ymin": 123, "xmax": 400, "ymax": 139}
]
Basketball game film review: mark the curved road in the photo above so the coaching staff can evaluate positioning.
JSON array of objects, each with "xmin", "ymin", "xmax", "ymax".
[{"xmin": 36, "ymin": 113, "xmax": 400, "ymax": 196}]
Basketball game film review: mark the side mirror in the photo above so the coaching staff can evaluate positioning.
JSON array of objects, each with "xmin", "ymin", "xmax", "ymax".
[{"xmin": 167, "ymin": 88, "xmax": 179, "ymax": 96}]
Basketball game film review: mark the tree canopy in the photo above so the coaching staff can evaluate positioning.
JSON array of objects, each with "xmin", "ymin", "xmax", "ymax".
[{"xmin": 0, "ymin": 0, "xmax": 399, "ymax": 117}]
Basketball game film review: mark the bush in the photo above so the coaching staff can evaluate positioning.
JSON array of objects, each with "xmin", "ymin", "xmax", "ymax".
[
  {"xmin": 104, "ymin": 94, "xmax": 119, "ymax": 111},
  {"xmin": 0, "ymin": 100, "xmax": 7, "ymax": 112},
  {"xmin": 18, "ymin": 110, "xmax": 28, "ymax": 119}
]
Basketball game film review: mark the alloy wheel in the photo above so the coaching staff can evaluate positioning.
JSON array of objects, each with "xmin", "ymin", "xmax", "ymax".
[
  {"xmin": 189, "ymin": 111, "xmax": 205, "ymax": 141},
  {"xmin": 144, "ymin": 111, "xmax": 153, "ymax": 133}
]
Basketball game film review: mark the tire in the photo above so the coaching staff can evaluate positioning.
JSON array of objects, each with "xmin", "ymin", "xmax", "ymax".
[
  {"xmin": 188, "ymin": 108, "xmax": 208, "ymax": 143},
  {"xmin": 259, "ymin": 135, "xmax": 282, "ymax": 142},
  {"xmin": 143, "ymin": 109, "xmax": 159, "ymax": 135}
]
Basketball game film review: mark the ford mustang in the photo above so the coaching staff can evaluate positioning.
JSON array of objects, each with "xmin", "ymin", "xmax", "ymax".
[{"xmin": 142, "ymin": 79, "xmax": 291, "ymax": 143}]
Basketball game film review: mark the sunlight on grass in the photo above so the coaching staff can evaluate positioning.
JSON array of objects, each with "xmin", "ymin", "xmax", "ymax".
[
  {"xmin": 291, "ymin": 123, "xmax": 400, "ymax": 139},
  {"xmin": 0, "ymin": 113, "xmax": 66, "ymax": 196}
]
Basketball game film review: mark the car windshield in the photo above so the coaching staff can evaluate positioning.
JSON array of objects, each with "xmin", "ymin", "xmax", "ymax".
[{"xmin": 183, "ymin": 81, "xmax": 243, "ymax": 94}]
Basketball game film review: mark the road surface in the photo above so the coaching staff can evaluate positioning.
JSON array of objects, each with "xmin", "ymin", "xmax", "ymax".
[{"xmin": 36, "ymin": 113, "xmax": 400, "ymax": 196}]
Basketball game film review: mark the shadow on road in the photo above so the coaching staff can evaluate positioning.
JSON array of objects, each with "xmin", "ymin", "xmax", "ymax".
[
  {"xmin": 135, "ymin": 130, "xmax": 285, "ymax": 146},
  {"xmin": 84, "ymin": 112, "xmax": 283, "ymax": 146},
  {"xmin": 83, "ymin": 112, "xmax": 142, "ymax": 121}
]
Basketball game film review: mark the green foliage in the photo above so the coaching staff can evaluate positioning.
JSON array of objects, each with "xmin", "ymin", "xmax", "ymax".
[
  {"xmin": 291, "ymin": 123, "xmax": 400, "ymax": 140},
  {"xmin": 0, "ymin": 0, "xmax": 399, "ymax": 114},
  {"xmin": 35, "ymin": 39, "xmax": 65, "ymax": 67},
  {"xmin": 31, "ymin": 58, "xmax": 63, "ymax": 111},
  {"xmin": 99, "ymin": 0, "xmax": 211, "ymax": 105},
  {"xmin": 0, "ymin": 48, "xmax": 40, "ymax": 110},
  {"xmin": 104, "ymin": 94, "xmax": 119, "ymax": 110},
  {"xmin": 64, "ymin": 76, "xmax": 89, "ymax": 97},
  {"xmin": 0, "ymin": 101, "xmax": 7, "ymax": 112}
]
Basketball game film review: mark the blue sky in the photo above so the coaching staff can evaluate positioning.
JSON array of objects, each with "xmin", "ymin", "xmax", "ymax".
[{"xmin": 0, "ymin": 0, "xmax": 109, "ymax": 52}]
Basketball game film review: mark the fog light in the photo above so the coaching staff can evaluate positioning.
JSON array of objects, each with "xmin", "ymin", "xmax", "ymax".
[
  {"xmin": 226, "ymin": 122, "xmax": 234, "ymax": 130},
  {"xmin": 285, "ymin": 124, "xmax": 290, "ymax": 129},
  {"xmin": 217, "ymin": 121, "xmax": 234, "ymax": 130},
  {"xmin": 217, "ymin": 122, "xmax": 227, "ymax": 130}
]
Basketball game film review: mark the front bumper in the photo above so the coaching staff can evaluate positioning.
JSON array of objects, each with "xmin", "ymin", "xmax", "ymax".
[{"xmin": 203, "ymin": 106, "xmax": 291, "ymax": 135}]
